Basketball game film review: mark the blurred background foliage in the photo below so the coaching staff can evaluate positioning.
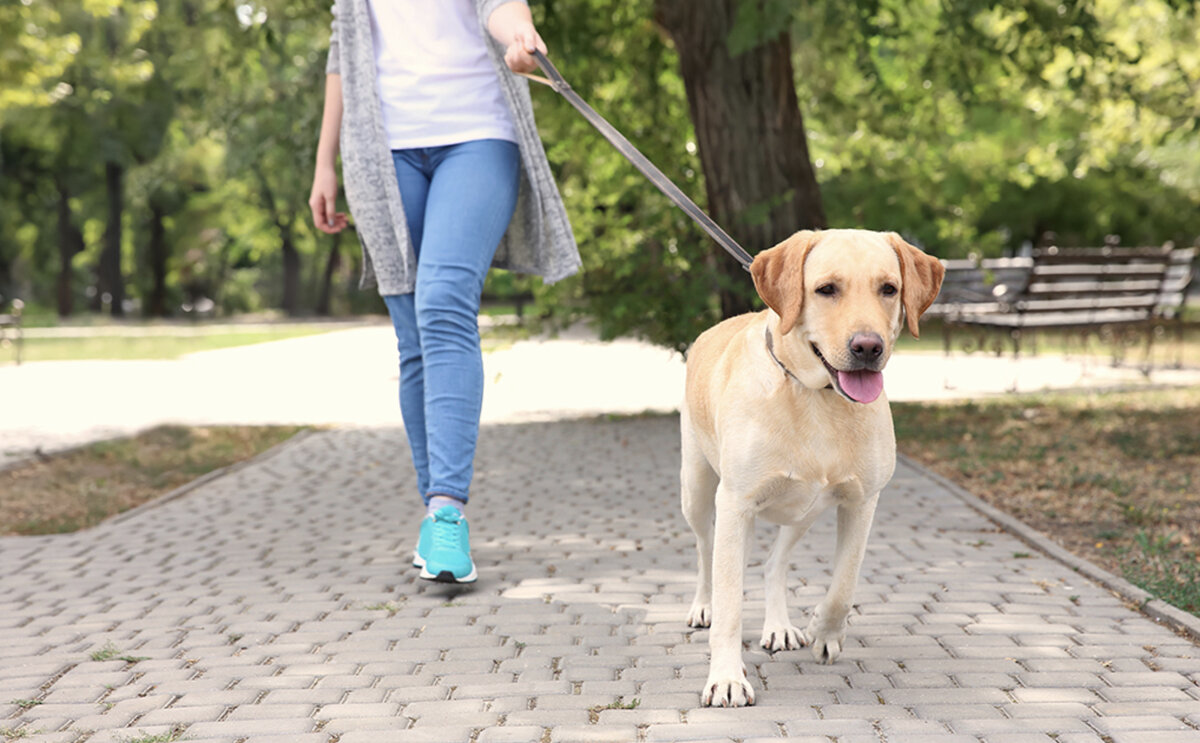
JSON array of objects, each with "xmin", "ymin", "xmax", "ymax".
[{"xmin": 1, "ymin": 0, "xmax": 1197, "ymax": 350}]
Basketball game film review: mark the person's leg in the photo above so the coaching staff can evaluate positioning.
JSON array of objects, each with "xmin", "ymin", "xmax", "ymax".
[
  {"xmin": 385, "ymin": 150, "xmax": 433, "ymax": 500},
  {"xmin": 416, "ymin": 139, "xmax": 520, "ymax": 504},
  {"xmin": 383, "ymin": 294, "xmax": 428, "ymax": 498}
]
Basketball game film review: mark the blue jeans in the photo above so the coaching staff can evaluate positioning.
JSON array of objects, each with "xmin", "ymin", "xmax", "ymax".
[{"xmin": 383, "ymin": 139, "xmax": 520, "ymax": 505}]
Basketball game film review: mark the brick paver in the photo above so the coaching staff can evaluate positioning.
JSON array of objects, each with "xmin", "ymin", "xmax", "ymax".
[{"xmin": 3, "ymin": 417, "xmax": 1199, "ymax": 742}]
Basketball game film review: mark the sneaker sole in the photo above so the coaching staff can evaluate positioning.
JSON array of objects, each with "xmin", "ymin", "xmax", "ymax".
[
  {"xmin": 419, "ymin": 564, "xmax": 478, "ymax": 584},
  {"xmin": 412, "ymin": 549, "xmax": 425, "ymax": 569}
]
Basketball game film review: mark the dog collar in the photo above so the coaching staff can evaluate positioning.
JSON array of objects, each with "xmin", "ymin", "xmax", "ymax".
[
  {"xmin": 764, "ymin": 326, "xmax": 800, "ymax": 382},
  {"xmin": 764, "ymin": 327, "xmax": 834, "ymax": 391}
]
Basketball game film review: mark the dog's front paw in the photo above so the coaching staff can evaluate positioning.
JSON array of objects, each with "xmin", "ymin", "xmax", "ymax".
[
  {"xmin": 700, "ymin": 672, "xmax": 755, "ymax": 707},
  {"xmin": 686, "ymin": 602, "xmax": 712, "ymax": 628},
  {"xmin": 803, "ymin": 614, "xmax": 846, "ymax": 664},
  {"xmin": 760, "ymin": 623, "xmax": 805, "ymax": 653}
]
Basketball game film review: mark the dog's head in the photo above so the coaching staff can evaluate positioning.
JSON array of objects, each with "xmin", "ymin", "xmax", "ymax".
[{"xmin": 750, "ymin": 229, "xmax": 944, "ymax": 404}]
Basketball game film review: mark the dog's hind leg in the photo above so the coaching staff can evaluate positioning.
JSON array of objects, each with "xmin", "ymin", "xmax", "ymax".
[
  {"xmin": 681, "ymin": 422, "xmax": 718, "ymax": 629},
  {"xmin": 760, "ymin": 525, "xmax": 808, "ymax": 652}
]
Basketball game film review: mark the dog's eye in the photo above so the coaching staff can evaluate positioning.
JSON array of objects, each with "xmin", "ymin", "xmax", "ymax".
[
  {"xmin": 815, "ymin": 284, "xmax": 837, "ymax": 297},
  {"xmin": 881, "ymin": 283, "xmax": 898, "ymax": 297}
]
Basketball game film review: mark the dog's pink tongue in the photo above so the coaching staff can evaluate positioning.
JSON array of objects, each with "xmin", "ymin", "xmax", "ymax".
[{"xmin": 837, "ymin": 369, "xmax": 884, "ymax": 404}]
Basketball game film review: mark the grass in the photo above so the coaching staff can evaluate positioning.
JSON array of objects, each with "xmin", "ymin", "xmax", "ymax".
[
  {"xmin": 480, "ymin": 321, "xmax": 533, "ymax": 353},
  {"xmin": 0, "ymin": 425, "xmax": 306, "ymax": 536},
  {"xmin": 895, "ymin": 318, "xmax": 1200, "ymax": 368},
  {"xmin": 89, "ymin": 642, "xmax": 120, "ymax": 661},
  {"xmin": 89, "ymin": 642, "xmax": 149, "ymax": 663},
  {"xmin": 588, "ymin": 698, "xmax": 641, "ymax": 722},
  {"xmin": 1, "ymin": 314, "xmax": 530, "ymax": 362},
  {"xmin": 895, "ymin": 385, "xmax": 1200, "ymax": 616},
  {"xmin": 1120, "ymin": 530, "xmax": 1200, "ymax": 613},
  {"xmin": 363, "ymin": 601, "xmax": 405, "ymax": 616},
  {"xmin": 5, "ymin": 325, "xmax": 340, "ymax": 363},
  {"xmin": 117, "ymin": 727, "xmax": 187, "ymax": 743},
  {"xmin": 479, "ymin": 302, "xmax": 522, "ymax": 318}
]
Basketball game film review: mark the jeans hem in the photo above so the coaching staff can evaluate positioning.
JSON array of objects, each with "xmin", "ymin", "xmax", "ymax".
[{"xmin": 424, "ymin": 489, "xmax": 470, "ymax": 505}]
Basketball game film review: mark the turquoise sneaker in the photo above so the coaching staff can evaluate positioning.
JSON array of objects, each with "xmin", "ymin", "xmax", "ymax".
[{"xmin": 413, "ymin": 506, "xmax": 477, "ymax": 584}]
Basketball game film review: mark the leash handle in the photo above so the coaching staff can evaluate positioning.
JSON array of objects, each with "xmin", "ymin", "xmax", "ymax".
[{"xmin": 528, "ymin": 50, "xmax": 755, "ymax": 272}]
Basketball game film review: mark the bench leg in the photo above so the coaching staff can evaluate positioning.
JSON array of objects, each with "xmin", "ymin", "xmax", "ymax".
[
  {"xmin": 942, "ymin": 321, "xmax": 955, "ymax": 390},
  {"xmin": 1009, "ymin": 329, "xmax": 1021, "ymax": 392},
  {"xmin": 1173, "ymin": 317, "xmax": 1184, "ymax": 370},
  {"xmin": 1141, "ymin": 323, "xmax": 1155, "ymax": 377},
  {"xmin": 1104, "ymin": 326, "xmax": 1123, "ymax": 368}
]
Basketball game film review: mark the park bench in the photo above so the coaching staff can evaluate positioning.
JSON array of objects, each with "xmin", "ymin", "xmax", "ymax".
[
  {"xmin": 1156, "ymin": 245, "xmax": 1198, "ymax": 367},
  {"xmin": 927, "ymin": 256, "xmax": 1034, "ymax": 357},
  {"xmin": 0, "ymin": 297, "xmax": 23, "ymax": 365},
  {"xmin": 927, "ymin": 255, "xmax": 1034, "ymax": 320},
  {"xmin": 941, "ymin": 244, "xmax": 1195, "ymax": 368}
]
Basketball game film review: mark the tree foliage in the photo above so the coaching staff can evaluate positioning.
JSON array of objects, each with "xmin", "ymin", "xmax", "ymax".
[
  {"xmin": 787, "ymin": 0, "xmax": 1200, "ymax": 253},
  {"xmin": 524, "ymin": 0, "xmax": 728, "ymax": 351},
  {"xmin": 0, "ymin": 0, "xmax": 1196, "ymax": 350}
]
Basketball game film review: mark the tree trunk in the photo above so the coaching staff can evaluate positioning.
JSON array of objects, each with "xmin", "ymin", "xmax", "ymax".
[
  {"xmin": 55, "ymin": 178, "xmax": 86, "ymax": 317},
  {"xmin": 316, "ymin": 232, "xmax": 342, "ymax": 316},
  {"xmin": 146, "ymin": 199, "xmax": 169, "ymax": 317},
  {"xmin": 251, "ymin": 166, "xmax": 302, "ymax": 316},
  {"xmin": 95, "ymin": 160, "xmax": 126, "ymax": 316},
  {"xmin": 282, "ymin": 232, "xmax": 301, "ymax": 316},
  {"xmin": 0, "ymin": 244, "xmax": 11, "ymax": 308},
  {"xmin": 655, "ymin": 0, "xmax": 826, "ymax": 318}
]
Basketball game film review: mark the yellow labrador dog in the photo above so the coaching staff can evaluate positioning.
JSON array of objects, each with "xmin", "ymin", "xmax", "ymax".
[{"xmin": 681, "ymin": 229, "xmax": 944, "ymax": 707}]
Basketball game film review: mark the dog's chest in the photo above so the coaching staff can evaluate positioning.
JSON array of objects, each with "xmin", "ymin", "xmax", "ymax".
[
  {"xmin": 755, "ymin": 464, "xmax": 884, "ymax": 527},
  {"xmin": 776, "ymin": 398, "xmax": 891, "ymax": 472},
  {"xmin": 751, "ymin": 404, "xmax": 895, "ymax": 520}
]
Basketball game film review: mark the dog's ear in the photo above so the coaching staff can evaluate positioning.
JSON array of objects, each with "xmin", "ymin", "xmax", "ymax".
[
  {"xmin": 751, "ymin": 230, "xmax": 820, "ymax": 335},
  {"xmin": 886, "ymin": 232, "xmax": 945, "ymax": 339}
]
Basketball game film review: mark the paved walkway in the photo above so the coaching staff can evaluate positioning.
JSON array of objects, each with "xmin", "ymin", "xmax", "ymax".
[{"xmin": 3, "ymin": 415, "xmax": 1200, "ymax": 742}]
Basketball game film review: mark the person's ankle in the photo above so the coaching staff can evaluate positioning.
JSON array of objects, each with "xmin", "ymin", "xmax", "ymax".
[{"xmin": 427, "ymin": 493, "xmax": 466, "ymax": 515}]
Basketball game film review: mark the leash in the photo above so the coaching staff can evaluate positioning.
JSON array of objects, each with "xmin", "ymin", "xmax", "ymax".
[{"xmin": 522, "ymin": 50, "xmax": 754, "ymax": 272}]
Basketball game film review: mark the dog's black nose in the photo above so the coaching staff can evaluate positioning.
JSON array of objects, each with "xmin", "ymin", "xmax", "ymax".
[{"xmin": 849, "ymin": 333, "xmax": 884, "ymax": 363}]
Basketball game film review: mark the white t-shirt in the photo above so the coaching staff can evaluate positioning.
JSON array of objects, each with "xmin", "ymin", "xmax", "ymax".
[{"xmin": 366, "ymin": 0, "xmax": 519, "ymax": 149}]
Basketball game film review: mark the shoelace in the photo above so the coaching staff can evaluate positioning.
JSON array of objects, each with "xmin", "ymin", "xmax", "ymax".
[{"xmin": 431, "ymin": 513, "xmax": 465, "ymax": 552}]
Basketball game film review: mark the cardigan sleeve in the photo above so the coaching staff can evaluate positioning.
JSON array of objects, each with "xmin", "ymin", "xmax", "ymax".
[
  {"xmin": 478, "ymin": 0, "xmax": 529, "ymax": 32},
  {"xmin": 325, "ymin": 0, "xmax": 340, "ymax": 75}
]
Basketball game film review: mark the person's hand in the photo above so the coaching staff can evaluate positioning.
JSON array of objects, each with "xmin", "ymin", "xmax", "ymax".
[
  {"xmin": 309, "ymin": 164, "xmax": 348, "ymax": 234},
  {"xmin": 504, "ymin": 22, "xmax": 546, "ymax": 75}
]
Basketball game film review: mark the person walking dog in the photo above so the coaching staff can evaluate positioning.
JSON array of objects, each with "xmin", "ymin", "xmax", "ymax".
[{"xmin": 309, "ymin": 0, "xmax": 580, "ymax": 584}]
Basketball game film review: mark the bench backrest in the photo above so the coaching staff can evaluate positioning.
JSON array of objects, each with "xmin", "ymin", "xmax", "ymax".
[
  {"xmin": 1018, "ymin": 246, "xmax": 1175, "ymax": 317},
  {"xmin": 934, "ymin": 256, "xmax": 1033, "ymax": 306},
  {"xmin": 1159, "ymin": 247, "xmax": 1196, "ymax": 318}
]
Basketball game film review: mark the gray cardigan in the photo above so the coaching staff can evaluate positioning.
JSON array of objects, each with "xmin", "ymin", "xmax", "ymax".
[{"xmin": 326, "ymin": 0, "xmax": 581, "ymax": 294}]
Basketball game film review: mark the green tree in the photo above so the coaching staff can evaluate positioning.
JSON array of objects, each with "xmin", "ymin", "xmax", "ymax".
[
  {"xmin": 0, "ymin": 0, "xmax": 88, "ymax": 306},
  {"xmin": 530, "ymin": 0, "xmax": 729, "ymax": 351},
  {"xmin": 788, "ymin": 0, "xmax": 1200, "ymax": 253},
  {"xmin": 656, "ymin": 0, "xmax": 827, "ymax": 320},
  {"xmin": 533, "ymin": 0, "xmax": 1198, "ymax": 351},
  {"xmin": 2, "ymin": 0, "xmax": 1196, "ymax": 345},
  {"xmin": 0, "ymin": 2, "xmax": 81, "ymax": 114},
  {"xmin": 24, "ymin": 0, "xmax": 174, "ymax": 316},
  {"xmin": 208, "ymin": 0, "xmax": 332, "ymax": 316}
]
